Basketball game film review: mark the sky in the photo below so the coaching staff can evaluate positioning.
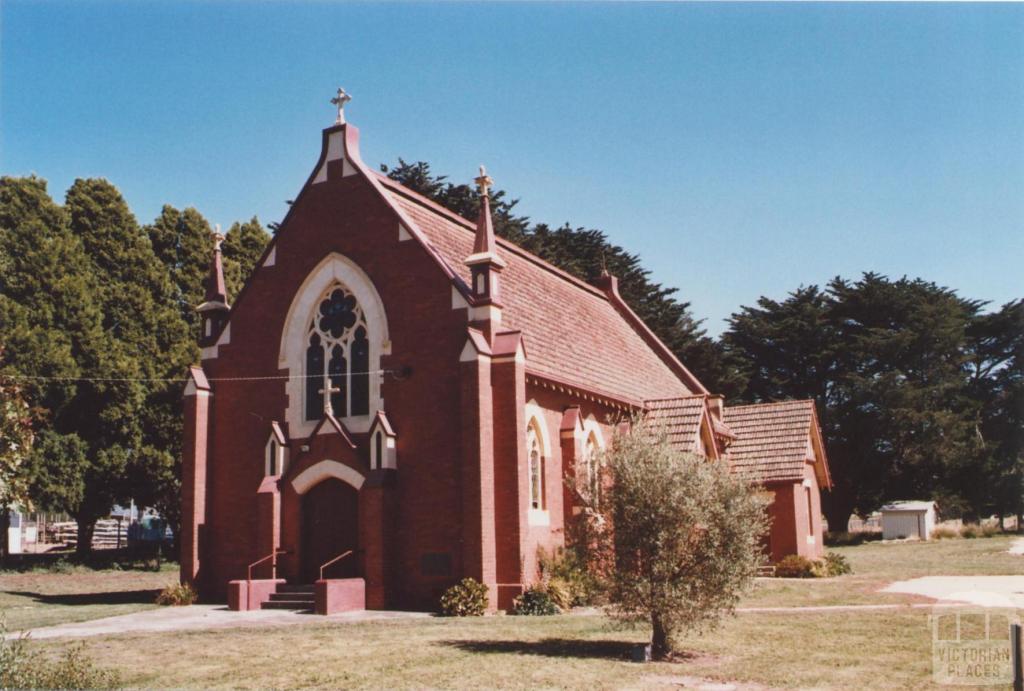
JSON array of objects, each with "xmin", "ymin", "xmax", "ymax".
[{"xmin": 2, "ymin": 2, "xmax": 1022, "ymax": 336}]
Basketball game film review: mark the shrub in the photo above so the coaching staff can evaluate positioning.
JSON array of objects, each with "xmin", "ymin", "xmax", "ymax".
[
  {"xmin": 775, "ymin": 555, "xmax": 817, "ymax": 578},
  {"xmin": 544, "ymin": 578, "xmax": 574, "ymax": 611},
  {"xmin": 823, "ymin": 552, "xmax": 852, "ymax": 576},
  {"xmin": 511, "ymin": 587, "xmax": 559, "ymax": 616},
  {"xmin": 156, "ymin": 582, "xmax": 197, "ymax": 606},
  {"xmin": 0, "ymin": 621, "xmax": 120, "ymax": 690},
  {"xmin": 960, "ymin": 524, "xmax": 981, "ymax": 539},
  {"xmin": 439, "ymin": 577, "xmax": 489, "ymax": 617},
  {"xmin": 824, "ymin": 531, "xmax": 882, "ymax": 547},
  {"xmin": 537, "ymin": 546, "xmax": 601, "ymax": 607},
  {"xmin": 931, "ymin": 526, "xmax": 958, "ymax": 539}
]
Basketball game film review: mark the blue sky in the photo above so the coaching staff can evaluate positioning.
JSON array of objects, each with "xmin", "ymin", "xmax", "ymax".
[{"xmin": 3, "ymin": 2, "xmax": 1021, "ymax": 335}]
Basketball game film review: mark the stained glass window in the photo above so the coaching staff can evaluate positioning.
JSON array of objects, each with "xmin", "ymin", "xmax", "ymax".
[
  {"xmin": 528, "ymin": 422, "xmax": 544, "ymax": 510},
  {"xmin": 304, "ymin": 285, "xmax": 370, "ymax": 420}
]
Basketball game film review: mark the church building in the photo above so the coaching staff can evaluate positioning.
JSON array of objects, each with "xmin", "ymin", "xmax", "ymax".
[{"xmin": 181, "ymin": 92, "xmax": 832, "ymax": 612}]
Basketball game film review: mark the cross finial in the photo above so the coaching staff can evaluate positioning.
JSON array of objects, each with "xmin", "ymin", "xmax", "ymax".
[
  {"xmin": 212, "ymin": 224, "xmax": 225, "ymax": 251},
  {"xmin": 474, "ymin": 165, "xmax": 493, "ymax": 197},
  {"xmin": 318, "ymin": 382, "xmax": 342, "ymax": 416},
  {"xmin": 330, "ymin": 87, "xmax": 352, "ymax": 125}
]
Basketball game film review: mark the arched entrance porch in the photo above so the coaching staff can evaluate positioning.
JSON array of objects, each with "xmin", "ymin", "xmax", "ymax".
[{"xmin": 300, "ymin": 478, "xmax": 359, "ymax": 582}]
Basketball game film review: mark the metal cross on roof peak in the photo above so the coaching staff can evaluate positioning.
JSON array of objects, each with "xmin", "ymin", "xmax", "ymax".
[
  {"xmin": 331, "ymin": 87, "xmax": 352, "ymax": 125},
  {"xmin": 474, "ymin": 165, "xmax": 493, "ymax": 197},
  {"xmin": 319, "ymin": 382, "xmax": 342, "ymax": 416},
  {"xmin": 212, "ymin": 224, "xmax": 225, "ymax": 251}
]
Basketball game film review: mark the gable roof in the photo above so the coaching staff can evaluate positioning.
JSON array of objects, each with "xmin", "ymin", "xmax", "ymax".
[
  {"xmin": 646, "ymin": 396, "xmax": 709, "ymax": 453},
  {"xmin": 374, "ymin": 174, "xmax": 697, "ymax": 404},
  {"xmin": 722, "ymin": 400, "xmax": 832, "ymax": 487}
]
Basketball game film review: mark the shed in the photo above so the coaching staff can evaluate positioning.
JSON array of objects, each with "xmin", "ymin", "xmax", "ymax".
[{"xmin": 880, "ymin": 501, "xmax": 937, "ymax": 540}]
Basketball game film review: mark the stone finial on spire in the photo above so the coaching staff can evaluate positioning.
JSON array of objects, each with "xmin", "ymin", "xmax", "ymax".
[
  {"xmin": 331, "ymin": 87, "xmax": 352, "ymax": 125},
  {"xmin": 465, "ymin": 164, "xmax": 506, "ymax": 308},
  {"xmin": 212, "ymin": 224, "xmax": 225, "ymax": 252},
  {"xmin": 474, "ymin": 165, "xmax": 493, "ymax": 197}
]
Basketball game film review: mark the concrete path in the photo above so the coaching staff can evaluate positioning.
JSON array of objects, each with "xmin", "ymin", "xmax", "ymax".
[
  {"xmin": 16, "ymin": 605, "xmax": 430, "ymax": 641},
  {"xmin": 882, "ymin": 575, "xmax": 1024, "ymax": 608},
  {"xmin": 1008, "ymin": 538, "xmax": 1024, "ymax": 555}
]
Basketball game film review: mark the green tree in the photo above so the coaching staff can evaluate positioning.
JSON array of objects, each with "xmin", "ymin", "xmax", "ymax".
[
  {"xmin": 965, "ymin": 300, "xmax": 1024, "ymax": 526},
  {"xmin": 145, "ymin": 205, "xmax": 215, "ymax": 338},
  {"xmin": 0, "ymin": 177, "xmax": 108, "ymax": 552},
  {"xmin": 60, "ymin": 178, "xmax": 193, "ymax": 552},
  {"xmin": 0, "ymin": 376, "xmax": 36, "ymax": 562},
  {"xmin": 723, "ymin": 273, "xmax": 988, "ymax": 530},
  {"xmin": 380, "ymin": 160, "xmax": 733, "ymax": 392},
  {"xmin": 222, "ymin": 217, "xmax": 270, "ymax": 299},
  {"xmin": 576, "ymin": 419, "xmax": 767, "ymax": 660}
]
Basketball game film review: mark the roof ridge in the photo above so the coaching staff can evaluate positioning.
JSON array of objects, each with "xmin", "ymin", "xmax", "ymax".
[
  {"xmin": 645, "ymin": 394, "xmax": 708, "ymax": 404},
  {"xmin": 727, "ymin": 399, "xmax": 814, "ymax": 409},
  {"xmin": 374, "ymin": 172, "xmax": 610, "ymax": 300}
]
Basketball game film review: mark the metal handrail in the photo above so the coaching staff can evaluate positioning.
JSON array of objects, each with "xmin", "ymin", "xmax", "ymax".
[
  {"xmin": 248, "ymin": 549, "xmax": 288, "ymax": 582},
  {"xmin": 319, "ymin": 549, "xmax": 353, "ymax": 581}
]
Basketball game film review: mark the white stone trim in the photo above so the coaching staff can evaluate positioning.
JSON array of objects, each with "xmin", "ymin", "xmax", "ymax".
[
  {"xmin": 459, "ymin": 339, "xmax": 489, "ymax": 363},
  {"xmin": 326, "ymin": 131, "xmax": 345, "ymax": 162},
  {"xmin": 451, "ymin": 286, "xmax": 469, "ymax": 310},
  {"xmin": 528, "ymin": 508, "xmax": 550, "ymax": 527},
  {"xmin": 291, "ymin": 459, "xmax": 365, "ymax": 494},
  {"xmin": 398, "ymin": 224, "xmax": 412, "ymax": 242},
  {"xmin": 468, "ymin": 304, "xmax": 502, "ymax": 324},
  {"xmin": 184, "ymin": 380, "xmax": 211, "ymax": 398},
  {"xmin": 278, "ymin": 253, "xmax": 389, "ymax": 436},
  {"xmin": 582, "ymin": 415, "xmax": 605, "ymax": 449},
  {"xmin": 524, "ymin": 400, "xmax": 552, "ymax": 457},
  {"xmin": 263, "ymin": 246, "xmax": 276, "ymax": 268},
  {"xmin": 264, "ymin": 434, "xmax": 287, "ymax": 477},
  {"xmin": 200, "ymin": 322, "xmax": 231, "ymax": 360}
]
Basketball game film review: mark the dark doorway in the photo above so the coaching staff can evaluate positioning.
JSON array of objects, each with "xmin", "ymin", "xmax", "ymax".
[{"xmin": 301, "ymin": 478, "xmax": 359, "ymax": 582}]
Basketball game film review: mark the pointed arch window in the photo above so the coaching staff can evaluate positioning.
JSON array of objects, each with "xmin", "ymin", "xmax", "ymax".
[
  {"xmin": 527, "ymin": 421, "xmax": 546, "ymax": 511},
  {"xmin": 305, "ymin": 284, "xmax": 370, "ymax": 420},
  {"xmin": 583, "ymin": 431, "xmax": 601, "ymax": 507}
]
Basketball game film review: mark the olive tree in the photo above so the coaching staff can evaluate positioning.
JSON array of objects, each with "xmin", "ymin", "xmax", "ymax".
[{"xmin": 576, "ymin": 419, "xmax": 768, "ymax": 660}]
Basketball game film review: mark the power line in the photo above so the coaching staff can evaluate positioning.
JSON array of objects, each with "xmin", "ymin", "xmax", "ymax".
[{"xmin": 1, "ymin": 369, "xmax": 394, "ymax": 384}]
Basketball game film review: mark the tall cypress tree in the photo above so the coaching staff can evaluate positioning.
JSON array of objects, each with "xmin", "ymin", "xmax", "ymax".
[{"xmin": 222, "ymin": 217, "xmax": 270, "ymax": 299}]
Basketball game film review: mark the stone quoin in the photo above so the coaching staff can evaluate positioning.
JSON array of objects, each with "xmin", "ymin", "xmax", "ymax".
[{"xmin": 181, "ymin": 90, "xmax": 833, "ymax": 611}]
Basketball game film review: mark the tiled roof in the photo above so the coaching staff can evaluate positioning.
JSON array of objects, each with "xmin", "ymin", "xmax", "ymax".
[
  {"xmin": 375, "ymin": 175, "xmax": 695, "ymax": 404},
  {"xmin": 645, "ymin": 396, "xmax": 707, "ymax": 452},
  {"xmin": 723, "ymin": 400, "xmax": 819, "ymax": 484}
]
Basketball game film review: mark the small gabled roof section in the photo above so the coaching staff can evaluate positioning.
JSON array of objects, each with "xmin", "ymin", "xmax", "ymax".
[
  {"xmin": 309, "ymin": 412, "xmax": 357, "ymax": 450},
  {"xmin": 269, "ymin": 420, "xmax": 287, "ymax": 446},
  {"xmin": 184, "ymin": 366, "xmax": 211, "ymax": 396},
  {"xmin": 369, "ymin": 410, "xmax": 395, "ymax": 437},
  {"xmin": 646, "ymin": 395, "xmax": 721, "ymax": 460},
  {"xmin": 723, "ymin": 399, "xmax": 833, "ymax": 488}
]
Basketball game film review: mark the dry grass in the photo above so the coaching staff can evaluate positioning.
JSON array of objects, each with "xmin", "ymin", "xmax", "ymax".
[
  {"xmin": 6, "ymin": 536, "xmax": 1021, "ymax": 689},
  {"xmin": 0, "ymin": 567, "xmax": 176, "ymax": 631},
  {"xmin": 26, "ymin": 609, "xmax": 945, "ymax": 690}
]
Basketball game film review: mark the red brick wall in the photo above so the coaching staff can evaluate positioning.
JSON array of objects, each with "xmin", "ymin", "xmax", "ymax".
[
  {"xmin": 194, "ymin": 133, "xmax": 476, "ymax": 607},
  {"xmin": 765, "ymin": 461, "xmax": 825, "ymax": 562}
]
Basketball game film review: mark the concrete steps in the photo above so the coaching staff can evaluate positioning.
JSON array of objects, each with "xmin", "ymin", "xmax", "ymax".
[{"xmin": 260, "ymin": 584, "xmax": 314, "ymax": 611}]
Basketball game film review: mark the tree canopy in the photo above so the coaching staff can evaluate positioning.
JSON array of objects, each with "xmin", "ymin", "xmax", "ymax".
[{"xmin": 0, "ymin": 176, "xmax": 269, "ymax": 552}]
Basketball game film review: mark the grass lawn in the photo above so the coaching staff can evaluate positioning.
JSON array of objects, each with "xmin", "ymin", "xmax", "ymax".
[
  {"xmin": 740, "ymin": 534, "xmax": 1023, "ymax": 609},
  {"xmin": 29, "ymin": 609, "xmax": 941, "ymax": 690},
  {"xmin": 0, "ymin": 565, "xmax": 177, "ymax": 631},
  {"xmin": 8, "ymin": 535, "xmax": 1022, "ymax": 689}
]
